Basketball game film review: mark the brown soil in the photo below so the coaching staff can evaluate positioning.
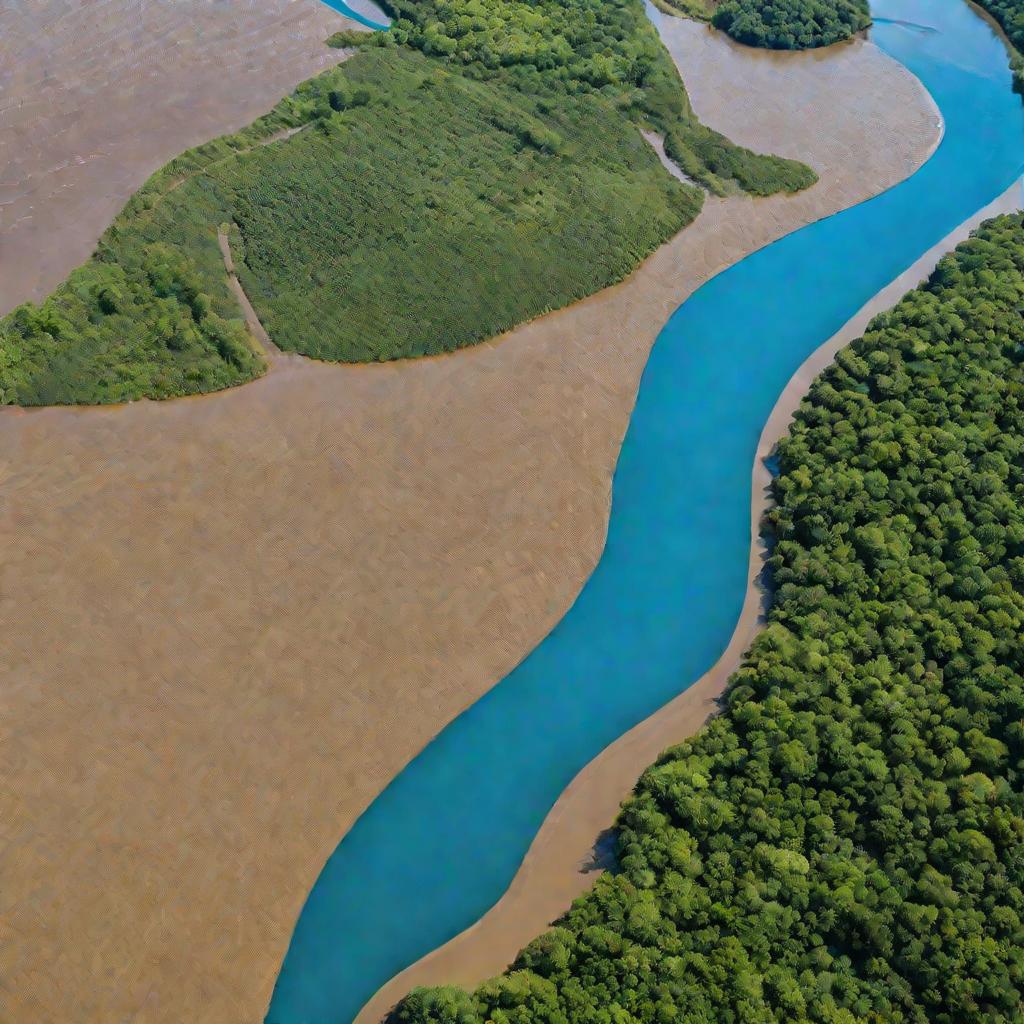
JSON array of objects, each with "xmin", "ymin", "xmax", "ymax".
[{"xmin": 0, "ymin": 0, "xmax": 352, "ymax": 317}]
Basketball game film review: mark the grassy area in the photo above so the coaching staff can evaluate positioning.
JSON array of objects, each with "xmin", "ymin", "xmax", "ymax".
[
  {"xmin": 397, "ymin": 215, "xmax": 1024, "ymax": 1023},
  {"xmin": 0, "ymin": 0, "xmax": 817, "ymax": 405},
  {"xmin": 335, "ymin": 0, "xmax": 818, "ymax": 196},
  {"xmin": 227, "ymin": 50, "xmax": 700, "ymax": 361}
]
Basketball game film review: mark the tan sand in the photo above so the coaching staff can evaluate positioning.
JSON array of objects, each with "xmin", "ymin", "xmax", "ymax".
[
  {"xmin": 0, "ymin": 14, "xmax": 939, "ymax": 1024},
  {"xmin": 0, "ymin": 0, "xmax": 353, "ymax": 317},
  {"xmin": 356, "ymin": 176, "xmax": 1024, "ymax": 1024}
]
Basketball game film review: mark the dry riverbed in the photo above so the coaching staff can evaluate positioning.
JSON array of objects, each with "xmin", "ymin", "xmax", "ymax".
[{"xmin": 0, "ymin": 11, "xmax": 939, "ymax": 1024}]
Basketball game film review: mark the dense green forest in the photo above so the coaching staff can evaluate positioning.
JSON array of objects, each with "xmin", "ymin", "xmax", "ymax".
[
  {"xmin": 710, "ymin": 0, "xmax": 869, "ymax": 49},
  {"xmin": 0, "ymin": 0, "xmax": 813, "ymax": 405},
  {"xmin": 335, "ymin": 0, "xmax": 815, "ymax": 194},
  {"xmin": 396, "ymin": 214, "xmax": 1024, "ymax": 1023},
  {"xmin": 969, "ymin": 0, "xmax": 1024, "ymax": 91}
]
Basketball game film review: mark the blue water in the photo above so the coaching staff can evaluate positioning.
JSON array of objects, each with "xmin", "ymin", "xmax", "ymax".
[
  {"xmin": 268, "ymin": 2, "xmax": 1024, "ymax": 1021},
  {"xmin": 321, "ymin": 0, "xmax": 391, "ymax": 32}
]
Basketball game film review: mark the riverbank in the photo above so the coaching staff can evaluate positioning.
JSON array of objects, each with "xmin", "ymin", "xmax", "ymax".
[
  {"xmin": 354, "ymin": 175, "xmax": 1023, "ymax": 1024},
  {"xmin": 0, "ymin": 16, "xmax": 938, "ymax": 1024},
  {"xmin": 0, "ymin": 0, "xmax": 353, "ymax": 317}
]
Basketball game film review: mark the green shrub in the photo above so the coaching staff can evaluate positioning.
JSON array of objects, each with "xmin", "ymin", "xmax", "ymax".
[{"xmin": 712, "ymin": 0, "xmax": 870, "ymax": 49}]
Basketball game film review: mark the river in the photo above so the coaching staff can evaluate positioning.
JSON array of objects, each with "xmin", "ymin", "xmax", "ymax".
[{"xmin": 268, "ymin": 0, "xmax": 1024, "ymax": 1020}]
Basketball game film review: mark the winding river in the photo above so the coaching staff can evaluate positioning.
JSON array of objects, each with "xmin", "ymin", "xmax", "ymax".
[{"xmin": 267, "ymin": 1, "xmax": 1024, "ymax": 1021}]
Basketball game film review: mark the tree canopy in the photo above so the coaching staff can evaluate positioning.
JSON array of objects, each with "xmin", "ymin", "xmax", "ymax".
[
  {"xmin": 397, "ymin": 215, "xmax": 1024, "ymax": 1023},
  {"xmin": 711, "ymin": 0, "xmax": 870, "ymax": 50}
]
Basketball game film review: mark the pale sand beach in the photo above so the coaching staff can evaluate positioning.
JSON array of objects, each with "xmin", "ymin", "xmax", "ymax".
[
  {"xmin": 0, "ymin": 13, "xmax": 938, "ymax": 1024},
  {"xmin": 0, "ymin": 0, "xmax": 352, "ymax": 317},
  {"xmin": 356, "ymin": 177, "xmax": 1024, "ymax": 1024}
]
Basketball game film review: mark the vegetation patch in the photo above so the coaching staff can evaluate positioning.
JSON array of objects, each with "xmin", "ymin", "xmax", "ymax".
[
  {"xmin": 226, "ymin": 50, "xmax": 700, "ymax": 362},
  {"xmin": 712, "ymin": 0, "xmax": 870, "ymax": 49},
  {"xmin": 0, "ymin": 0, "xmax": 816, "ymax": 403},
  {"xmin": 398, "ymin": 215, "xmax": 1024, "ymax": 1023}
]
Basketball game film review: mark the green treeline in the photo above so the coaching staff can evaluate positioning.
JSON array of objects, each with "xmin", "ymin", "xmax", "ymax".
[
  {"xmin": 968, "ymin": 0, "xmax": 1024, "ymax": 92},
  {"xmin": 711, "ymin": 0, "xmax": 870, "ymax": 49},
  {"xmin": 397, "ymin": 214, "xmax": 1024, "ymax": 1023},
  {"xmin": 0, "ymin": 0, "xmax": 814, "ymax": 405}
]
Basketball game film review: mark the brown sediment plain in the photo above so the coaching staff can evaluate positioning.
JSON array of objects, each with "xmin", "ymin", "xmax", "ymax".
[
  {"xmin": 0, "ymin": 0, "xmax": 354, "ymax": 317},
  {"xmin": 0, "ymin": 15, "xmax": 938, "ymax": 1024},
  {"xmin": 357, "ymin": 176, "xmax": 1024, "ymax": 1024}
]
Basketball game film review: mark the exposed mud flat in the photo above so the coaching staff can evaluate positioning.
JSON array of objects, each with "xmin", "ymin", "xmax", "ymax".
[
  {"xmin": 0, "ymin": 14, "xmax": 938, "ymax": 1024},
  {"xmin": 0, "ymin": 0, "xmax": 351, "ymax": 317}
]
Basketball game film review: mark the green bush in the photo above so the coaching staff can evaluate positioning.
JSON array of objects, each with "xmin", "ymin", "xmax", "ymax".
[{"xmin": 712, "ymin": 0, "xmax": 870, "ymax": 49}]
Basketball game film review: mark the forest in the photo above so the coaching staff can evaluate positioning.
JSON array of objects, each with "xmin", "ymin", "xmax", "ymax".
[
  {"xmin": 396, "ymin": 214, "xmax": 1024, "ymax": 1023},
  {"xmin": 0, "ymin": 0, "xmax": 813, "ymax": 404},
  {"xmin": 710, "ymin": 0, "xmax": 870, "ymax": 49}
]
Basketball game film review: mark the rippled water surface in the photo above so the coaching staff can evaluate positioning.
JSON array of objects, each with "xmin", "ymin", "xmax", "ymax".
[{"xmin": 268, "ymin": 2, "xmax": 1024, "ymax": 1020}]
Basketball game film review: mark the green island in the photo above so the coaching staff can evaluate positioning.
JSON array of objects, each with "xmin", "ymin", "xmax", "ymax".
[
  {"xmin": 710, "ymin": 0, "xmax": 870, "ymax": 49},
  {"xmin": 0, "ymin": 0, "xmax": 814, "ymax": 407},
  {"xmin": 651, "ymin": 0, "xmax": 870, "ymax": 51},
  {"xmin": 396, "ymin": 212, "xmax": 1024, "ymax": 1024}
]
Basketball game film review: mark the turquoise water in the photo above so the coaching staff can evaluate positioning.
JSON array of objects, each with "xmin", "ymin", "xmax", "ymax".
[
  {"xmin": 321, "ymin": 0, "xmax": 391, "ymax": 32},
  {"xmin": 267, "ymin": 2, "xmax": 1024, "ymax": 1021}
]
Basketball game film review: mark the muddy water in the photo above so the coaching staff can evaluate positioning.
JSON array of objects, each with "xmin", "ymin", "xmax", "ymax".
[{"xmin": 0, "ymin": 12, "xmax": 938, "ymax": 1024}]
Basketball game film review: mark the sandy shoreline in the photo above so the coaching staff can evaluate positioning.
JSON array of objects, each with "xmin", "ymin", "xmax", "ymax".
[
  {"xmin": 355, "ymin": 176, "xmax": 1024, "ymax": 1024},
  {"xmin": 0, "ymin": 12, "xmax": 939, "ymax": 1024}
]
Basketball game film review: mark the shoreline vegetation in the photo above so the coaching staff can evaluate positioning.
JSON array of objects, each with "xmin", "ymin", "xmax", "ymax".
[
  {"xmin": 649, "ymin": 0, "xmax": 872, "ymax": 51},
  {"xmin": 968, "ymin": 0, "xmax": 1024, "ymax": 91},
  {"xmin": 0, "ymin": 0, "xmax": 814, "ymax": 407},
  {"xmin": 394, "ymin": 206, "xmax": 1024, "ymax": 1024},
  {"xmin": 711, "ymin": 0, "xmax": 871, "ymax": 49}
]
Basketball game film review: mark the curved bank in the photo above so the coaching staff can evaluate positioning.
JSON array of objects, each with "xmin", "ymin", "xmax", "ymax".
[{"xmin": 267, "ymin": 1, "xmax": 1024, "ymax": 1022}]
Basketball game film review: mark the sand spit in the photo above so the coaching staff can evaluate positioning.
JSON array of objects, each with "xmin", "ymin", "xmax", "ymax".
[
  {"xmin": 355, "ymin": 177, "xmax": 1024, "ymax": 1024},
  {"xmin": 0, "ymin": 16, "xmax": 937, "ymax": 1024},
  {"xmin": 0, "ymin": 0, "xmax": 353, "ymax": 317}
]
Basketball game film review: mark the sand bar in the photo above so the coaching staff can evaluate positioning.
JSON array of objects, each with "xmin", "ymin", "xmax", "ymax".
[{"xmin": 0, "ymin": 14, "xmax": 937, "ymax": 1024}]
